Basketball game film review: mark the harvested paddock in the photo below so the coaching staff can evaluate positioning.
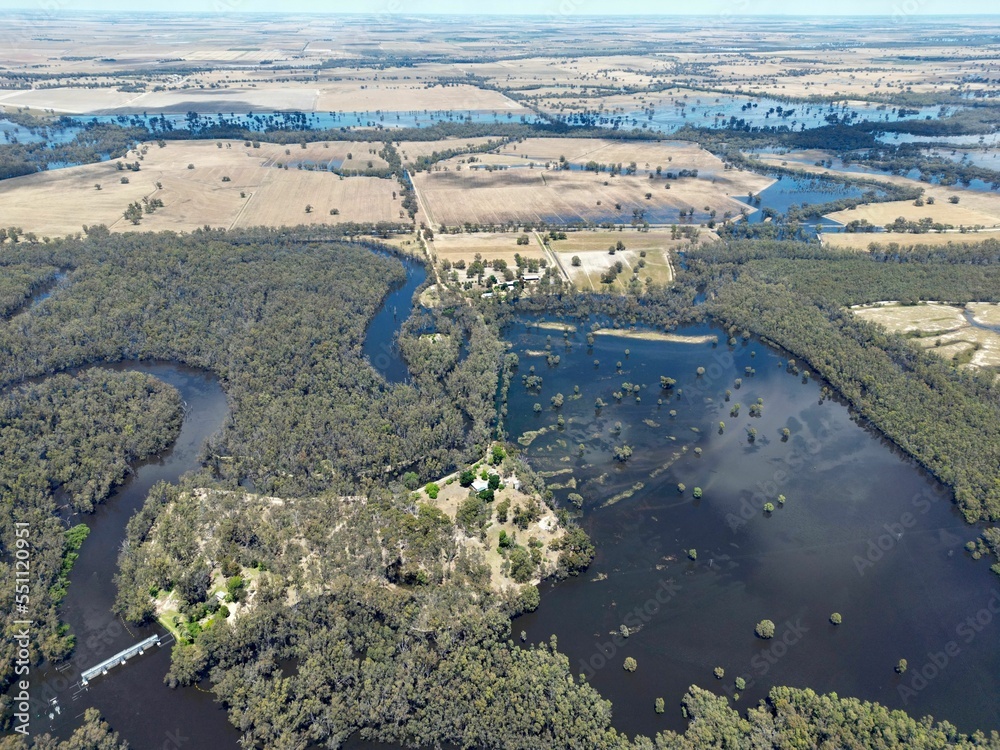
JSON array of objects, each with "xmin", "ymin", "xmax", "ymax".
[
  {"xmin": 826, "ymin": 200, "xmax": 1000, "ymax": 230},
  {"xmin": 431, "ymin": 232, "xmax": 546, "ymax": 268},
  {"xmin": 412, "ymin": 166, "xmax": 759, "ymax": 228},
  {"xmin": 0, "ymin": 139, "xmax": 404, "ymax": 236},
  {"xmin": 0, "ymin": 87, "xmax": 142, "ymax": 114},
  {"xmin": 252, "ymin": 141, "xmax": 389, "ymax": 171},
  {"xmin": 234, "ymin": 172, "xmax": 400, "ymax": 228},
  {"xmin": 397, "ymin": 138, "xmax": 500, "ymax": 164},
  {"xmin": 495, "ymin": 138, "xmax": 736, "ymax": 176},
  {"xmin": 822, "ymin": 231, "xmax": 1000, "ymax": 250},
  {"xmin": 315, "ymin": 83, "xmax": 526, "ymax": 113},
  {"xmin": 0, "ymin": 83, "xmax": 525, "ymax": 116}
]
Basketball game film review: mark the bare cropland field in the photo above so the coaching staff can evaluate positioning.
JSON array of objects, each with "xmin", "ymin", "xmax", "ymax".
[
  {"xmin": 0, "ymin": 140, "xmax": 404, "ymax": 237},
  {"xmin": 0, "ymin": 80, "xmax": 533, "ymax": 117},
  {"xmin": 0, "ymin": 88, "xmax": 142, "ymax": 114},
  {"xmin": 235, "ymin": 172, "xmax": 400, "ymax": 228},
  {"xmin": 0, "ymin": 81, "xmax": 526, "ymax": 116},
  {"xmin": 314, "ymin": 83, "xmax": 527, "ymax": 113},
  {"xmin": 0, "ymin": 85, "xmax": 321, "ymax": 115},
  {"xmin": 431, "ymin": 233, "xmax": 547, "ymax": 269},
  {"xmin": 397, "ymin": 138, "xmax": 500, "ymax": 164},
  {"xmin": 852, "ymin": 302, "xmax": 1000, "ymax": 370},
  {"xmin": 413, "ymin": 148, "xmax": 770, "ymax": 228},
  {"xmin": 459, "ymin": 55, "xmax": 665, "ymax": 93},
  {"xmin": 491, "ymin": 138, "xmax": 746, "ymax": 178},
  {"xmin": 655, "ymin": 43, "xmax": 999, "ymax": 100},
  {"xmin": 252, "ymin": 141, "xmax": 389, "ymax": 171},
  {"xmin": 822, "ymin": 231, "xmax": 1000, "ymax": 251},
  {"xmin": 549, "ymin": 230, "xmax": 689, "ymax": 291}
]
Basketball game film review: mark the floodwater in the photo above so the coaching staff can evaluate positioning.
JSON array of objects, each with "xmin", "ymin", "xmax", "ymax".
[
  {"xmin": 735, "ymin": 174, "xmax": 869, "ymax": 230},
  {"xmin": 68, "ymin": 109, "xmax": 546, "ymax": 133},
  {"xmin": 507, "ymin": 317, "xmax": 1000, "ymax": 740},
  {"xmin": 552, "ymin": 96, "xmax": 954, "ymax": 135}
]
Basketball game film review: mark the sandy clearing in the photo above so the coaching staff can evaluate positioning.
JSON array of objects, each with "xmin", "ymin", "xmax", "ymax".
[
  {"xmin": 853, "ymin": 302, "xmax": 967, "ymax": 334},
  {"xmin": 592, "ymin": 329, "xmax": 718, "ymax": 344},
  {"xmin": 968, "ymin": 302, "xmax": 1000, "ymax": 328},
  {"xmin": 851, "ymin": 301, "xmax": 1000, "ymax": 370}
]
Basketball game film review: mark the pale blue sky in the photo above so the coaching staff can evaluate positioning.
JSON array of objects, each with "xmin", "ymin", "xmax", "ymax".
[{"xmin": 0, "ymin": 0, "xmax": 999, "ymax": 14}]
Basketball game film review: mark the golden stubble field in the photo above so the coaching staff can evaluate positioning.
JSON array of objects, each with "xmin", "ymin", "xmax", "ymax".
[
  {"xmin": 823, "ymin": 231, "xmax": 1000, "ymax": 251},
  {"xmin": 826, "ymin": 199, "xmax": 1000, "ymax": 230},
  {"xmin": 430, "ymin": 232, "xmax": 547, "ymax": 268},
  {"xmin": 0, "ymin": 140, "xmax": 405, "ymax": 237},
  {"xmin": 0, "ymin": 81, "xmax": 528, "ymax": 116},
  {"xmin": 412, "ymin": 139, "xmax": 771, "ymax": 228}
]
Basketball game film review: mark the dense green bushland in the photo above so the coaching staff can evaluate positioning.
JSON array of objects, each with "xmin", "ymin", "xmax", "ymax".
[
  {"xmin": 0, "ymin": 369, "xmax": 182, "ymax": 695},
  {"xmin": 0, "ymin": 226, "xmax": 499, "ymax": 496}
]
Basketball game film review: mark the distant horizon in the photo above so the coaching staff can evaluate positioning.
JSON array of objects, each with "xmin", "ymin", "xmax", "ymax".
[
  {"xmin": 5, "ymin": 9, "xmax": 1000, "ymax": 15},
  {"xmin": 3, "ymin": 0, "xmax": 1000, "ymax": 17}
]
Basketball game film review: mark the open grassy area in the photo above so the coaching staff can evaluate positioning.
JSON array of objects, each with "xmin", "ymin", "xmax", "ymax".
[
  {"xmin": 852, "ymin": 301, "xmax": 1000, "ymax": 371},
  {"xmin": 547, "ymin": 229, "xmax": 692, "ymax": 290}
]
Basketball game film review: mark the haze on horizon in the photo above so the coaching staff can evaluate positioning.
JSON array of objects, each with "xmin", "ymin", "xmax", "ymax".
[{"xmin": 1, "ymin": 0, "xmax": 999, "ymax": 15}]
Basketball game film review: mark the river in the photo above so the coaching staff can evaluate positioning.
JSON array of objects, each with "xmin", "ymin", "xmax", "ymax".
[
  {"xmin": 22, "ymin": 361, "xmax": 238, "ymax": 747},
  {"xmin": 7, "ymin": 248, "xmax": 426, "ymax": 748},
  {"xmin": 361, "ymin": 250, "xmax": 427, "ymax": 384},
  {"xmin": 10, "ymin": 253, "xmax": 1000, "ymax": 747}
]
